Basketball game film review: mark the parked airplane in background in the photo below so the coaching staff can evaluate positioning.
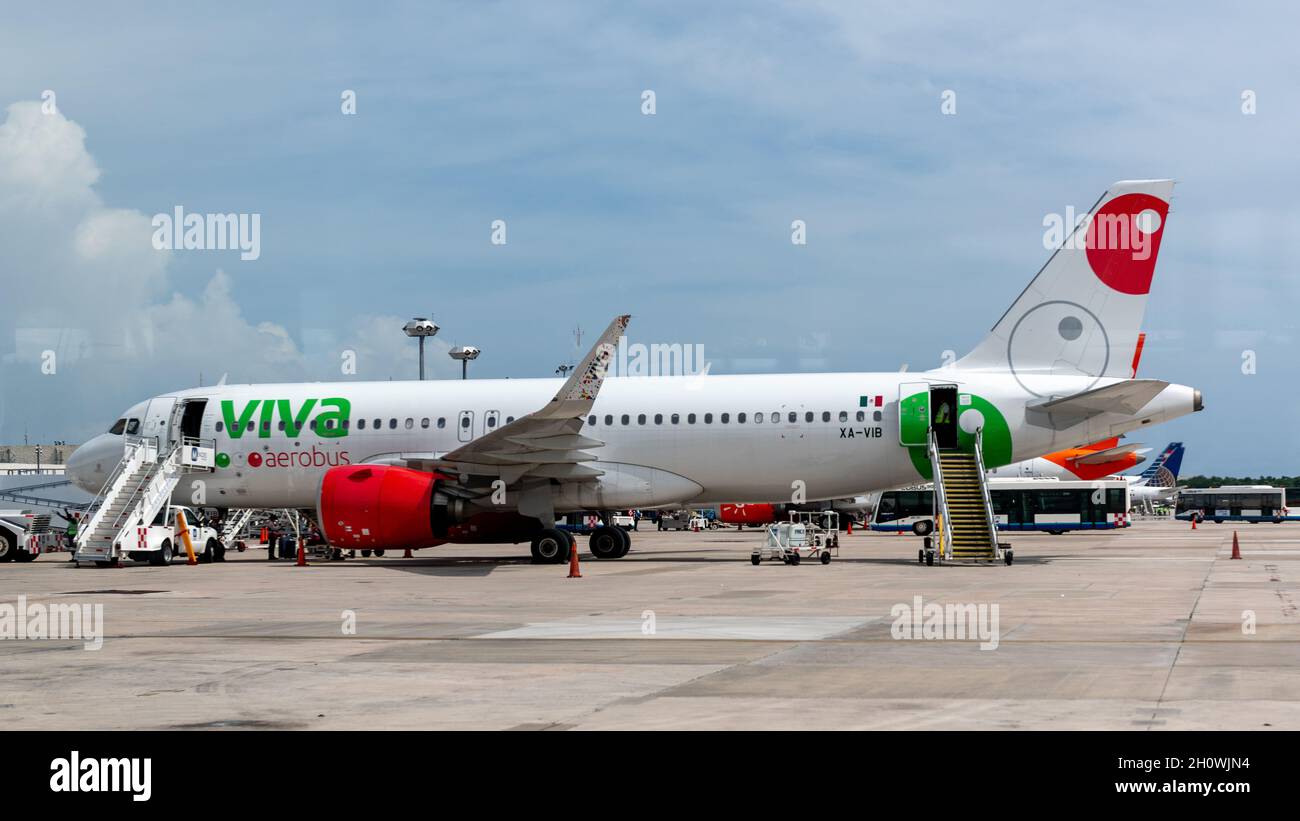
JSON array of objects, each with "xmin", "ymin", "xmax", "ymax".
[
  {"xmin": 68, "ymin": 180, "xmax": 1202, "ymax": 563},
  {"xmin": 986, "ymin": 437, "xmax": 1149, "ymax": 481},
  {"xmin": 718, "ymin": 497, "xmax": 874, "ymax": 528},
  {"xmin": 1126, "ymin": 442, "xmax": 1186, "ymax": 506}
]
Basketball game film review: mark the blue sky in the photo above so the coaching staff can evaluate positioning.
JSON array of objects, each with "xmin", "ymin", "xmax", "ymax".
[{"xmin": 1, "ymin": 2, "xmax": 1297, "ymax": 474}]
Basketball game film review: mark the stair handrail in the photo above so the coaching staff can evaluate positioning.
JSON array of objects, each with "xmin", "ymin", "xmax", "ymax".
[
  {"xmin": 971, "ymin": 427, "xmax": 1002, "ymax": 559},
  {"xmin": 926, "ymin": 427, "xmax": 954, "ymax": 562}
]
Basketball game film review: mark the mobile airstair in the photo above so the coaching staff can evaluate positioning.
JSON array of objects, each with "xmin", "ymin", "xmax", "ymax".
[
  {"xmin": 219, "ymin": 508, "xmax": 255, "ymax": 545},
  {"xmin": 73, "ymin": 436, "xmax": 185, "ymax": 565},
  {"xmin": 923, "ymin": 427, "xmax": 1011, "ymax": 566}
]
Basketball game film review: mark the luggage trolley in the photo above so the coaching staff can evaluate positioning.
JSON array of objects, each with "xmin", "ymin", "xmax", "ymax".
[{"xmin": 751, "ymin": 511, "xmax": 840, "ymax": 565}]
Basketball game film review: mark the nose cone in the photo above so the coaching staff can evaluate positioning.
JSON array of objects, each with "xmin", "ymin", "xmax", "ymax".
[{"xmin": 67, "ymin": 434, "xmax": 125, "ymax": 494}]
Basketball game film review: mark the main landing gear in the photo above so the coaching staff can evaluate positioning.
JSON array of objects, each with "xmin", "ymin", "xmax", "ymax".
[
  {"xmin": 588, "ymin": 525, "xmax": 630, "ymax": 560},
  {"xmin": 530, "ymin": 528, "xmax": 574, "ymax": 564}
]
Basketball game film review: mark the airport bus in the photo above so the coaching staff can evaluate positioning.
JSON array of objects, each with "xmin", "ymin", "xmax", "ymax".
[
  {"xmin": 871, "ymin": 478, "xmax": 1131, "ymax": 535},
  {"xmin": 1174, "ymin": 486, "xmax": 1298, "ymax": 523}
]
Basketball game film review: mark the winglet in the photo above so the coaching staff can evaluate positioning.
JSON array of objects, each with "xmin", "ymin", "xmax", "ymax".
[{"xmin": 535, "ymin": 314, "xmax": 630, "ymax": 419}]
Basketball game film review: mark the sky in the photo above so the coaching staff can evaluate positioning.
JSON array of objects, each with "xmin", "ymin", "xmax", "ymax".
[{"xmin": 0, "ymin": 2, "xmax": 1297, "ymax": 474}]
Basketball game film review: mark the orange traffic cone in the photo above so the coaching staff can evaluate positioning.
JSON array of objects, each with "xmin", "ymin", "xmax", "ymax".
[
  {"xmin": 567, "ymin": 542, "xmax": 582, "ymax": 578},
  {"xmin": 1231, "ymin": 531, "xmax": 1242, "ymax": 560},
  {"xmin": 295, "ymin": 541, "xmax": 308, "ymax": 567},
  {"xmin": 261, "ymin": 527, "xmax": 268, "ymax": 543},
  {"xmin": 1191, "ymin": 516, "xmax": 1197, "ymax": 530},
  {"xmin": 846, "ymin": 520, "xmax": 853, "ymax": 535}
]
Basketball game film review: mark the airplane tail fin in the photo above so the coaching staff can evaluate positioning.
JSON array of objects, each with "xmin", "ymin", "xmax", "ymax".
[
  {"xmin": 953, "ymin": 180, "xmax": 1174, "ymax": 391},
  {"xmin": 1137, "ymin": 442, "xmax": 1184, "ymax": 487}
]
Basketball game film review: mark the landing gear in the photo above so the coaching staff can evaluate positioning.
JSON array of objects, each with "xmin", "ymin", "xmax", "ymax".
[
  {"xmin": 374, "ymin": 549, "xmax": 386, "ymax": 557},
  {"xmin": 361, "ymin": 549, "xmax": 372, "ymax": 558},
  {"xmin": 589, "ymin": 526, "xmax": 625, "ymax": 560},
  {"xmin": 1004, "ymin": 549, "xmax": 1014, "ymax": 566},
  {"xmin": 530, "ymin": 528, "xmax": 571, "ymax": 564}
]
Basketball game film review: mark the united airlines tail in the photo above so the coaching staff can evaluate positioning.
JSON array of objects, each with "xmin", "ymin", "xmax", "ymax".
[
  {"xmin": 954, "ymin": 180, "xmax": 1174, "ymax": 387},
  {"xmin": 1136, "ymin": 442, "xmax": 1185, "ymax": 487}
]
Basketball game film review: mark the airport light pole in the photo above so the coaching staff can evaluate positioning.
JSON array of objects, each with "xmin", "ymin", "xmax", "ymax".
[
  {"xmin": 402, "ymin": 318, "xmax": 440, "ymax": 380},
  {"xmin": 449, "ymin": 346, "xmax": 480, "ymax": 380}
]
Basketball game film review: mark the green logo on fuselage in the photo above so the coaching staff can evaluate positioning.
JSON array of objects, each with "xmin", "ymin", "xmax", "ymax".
[{"xmin": 220, "ymin": 398, "xmax": 351, "ymax": 439}]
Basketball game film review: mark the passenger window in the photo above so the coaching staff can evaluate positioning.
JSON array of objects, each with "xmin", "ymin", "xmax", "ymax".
[
  {"xmin": 672, "ymin": 413, "xmax": 680, "ymax": 424},
  {"xmin": 654, "ymin": 414, "xmax": 662, "ymax": 424},
  {"xmin": 437, "ymin": 418, "xmax": 446, "ymax": 429},
  {"xmin": 754, "ymin": 413, "xmax": 763, "ymax": 424},
  {"xmin": 588, "ymin": 415, "xmax": 596, "ymax": 425},
  {"xmin": 458, "ymin": 417, "xmax": 468, "ymax": 429},
  {"xmin": 309, "ymin": 420, "xmax": 317, "ymax": 432},
  {"xmin": 688, "ymin": 413, "xmax": 696, "ymax": 424},
  {"xmin": 373, "ymin": 418, "xmax": 381, "ymax": 429},
  {"xmin": 639, "ymin": 414, "xmax": 648, "ymax": 425},
  {"xmin": 721, "ymin": 413, "xmax": 729, "ymax": 423},
  {"xmin": 805, "ymin": 412, "xmax": 813, "ymax": 422},
  {"xmin": 248, "ymin": 421, "xmax": 257, "ymax": 432},
  {"xmin": 506, "ymin": 416, "xmax": 515, "ymax": 423},
  {"xmin": 405, "ymin": 418, "xmax": 413, "ymax": 429},
  {"xmin": 621, "ymin": 414, "xmax": 630, "ymax": 425},
  {"xmin": 214, "ymin": 421, "xmax": 224, "ymax": 433},
  {"xmin": 772, "ymin": 412, "xmax": 780, "ymax": 423},
  {"xmin": 487, "ymin": 416, "xmax": 497, "ymax": 428},
  {"xmin": 343, "ymin": 419, "xmax": 350, "ymax": 429},
  {"xmin": 109, "ymin": 419, "xmax": 126, "ymax": 435},
  {"xmin": 390, "ymin": 419, "xmax": 398, "ymax": 429},
  {"xmin": 703, "ymin": 413, "xmax": 712, "ymax": 424},
  {"xmin": 358, "ymin": 419, "xmax": 366, "ymax": 430},
  {"xmin": 839, "ymin": 411, "xmax": 848, "ymax": 422},
  {"xmin": 421, "ymin": 418, "xmax": 430, "ymax": 428},
  {"xmin": 604, "ymin": 414, "xmax": 613, "ymax": 425},
  {"xmin": 874, "ymin": 411, "xmax": 882, "ymax": 422},
  {"xmin": 822, "ymin": 411, "xmax": 830, "ymax": 422},
  {"xmin": 789, "ymin": 412, "xmax": 797, "ymax": 423},
  {"xmin": 278, "ymin": 421, "xmax": 286, "ymax": 431},
  {"xmin": 737, "ymin": 413, "xmax": 745, "ymax": 423},
  {"xmin": 262, "ymin": 421, "xmax": 271, "ymax": 433}
]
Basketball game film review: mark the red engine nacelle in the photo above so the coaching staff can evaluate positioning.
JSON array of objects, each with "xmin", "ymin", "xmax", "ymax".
[
  {"xmin": 319, "ymin": 465, "xmax": 452, "ymax": 551},
  {"xmin": 718, "ymin": 503, "xmax": 778, "ymax": 525},
  {"xmin": 318, "ymin": 465, "xmax": 545, "ymax": 551}
]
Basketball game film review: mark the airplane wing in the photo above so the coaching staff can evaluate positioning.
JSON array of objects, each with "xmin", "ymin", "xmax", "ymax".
[
  {"xmin": 404, "ymin": 314, "xmax": 629, "ymax": 484},
  {"xmin": 1027, "ymin": 379, "xmax": 1169, "ymax": 428}
]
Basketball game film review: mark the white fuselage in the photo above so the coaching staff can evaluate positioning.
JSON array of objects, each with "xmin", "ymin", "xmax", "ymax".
[{"xmin": 68, "ymin": 371, "xmax": 1199, "ymax": 513}]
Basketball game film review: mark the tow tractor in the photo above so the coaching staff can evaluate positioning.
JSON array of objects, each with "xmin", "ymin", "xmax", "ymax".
[{"xmin": 751, "ymin": 511, "xmax": 840, "ymax": 566}]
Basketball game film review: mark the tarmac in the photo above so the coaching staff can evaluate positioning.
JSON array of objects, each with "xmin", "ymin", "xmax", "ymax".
[{"xmin": 1, "ymin": 519, "xmax": 1297, "ymax": 730}]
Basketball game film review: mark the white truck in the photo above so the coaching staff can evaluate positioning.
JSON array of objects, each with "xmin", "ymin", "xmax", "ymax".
[
  {"xmin": 0, "ymin": 510, "xmax": 59, "ymax": 563},
  {"xmin": 113, "ymin": 504, "xmax": 222, "ymax": 566}
]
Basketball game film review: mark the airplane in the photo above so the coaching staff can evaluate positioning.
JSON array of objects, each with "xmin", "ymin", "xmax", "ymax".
[
  {"xmin": 68, "ymin": 179, "xmax": 1203, "ymax": 564},
  {"xmin": 1125, "ymin": 441, "xmax": 1186, "ymax": 506},
  {"xmin": 985, "ymin": 437, "xmax": 1151, "ymax": 481}
]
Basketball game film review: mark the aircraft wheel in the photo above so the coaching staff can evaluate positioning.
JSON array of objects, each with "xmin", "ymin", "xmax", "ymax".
[
  {"xmin": 917, "ymin": 549, "xmax": 924, "ymax": 564},
  {"xmin": 925, "ymin": 551, "xmax": 934, "ymax": 567},
  {"xmin": 530, "ymin": 528, "xmax": 570, "ymax": 564},
  {"xmin": 750, "ymin": 554, "xmax": 761, "ymax": 565},
  {"xmin": 1004, "ymin": 549, "xmax": 1014, "ymax": 566},
  {"xmin": 374, "ymin": 549, "xmax": 386, "ymax": 557},
  {"xmin": 361, "ymin": 549, "xmax": 372, "ymax": 558},
  {"xmin": 589, "ymin": 526, "xmax": 623, "ymax": 560},
  {"xmin": 614, "ymin": 526, "xmax": 631, "ymax": 558}
]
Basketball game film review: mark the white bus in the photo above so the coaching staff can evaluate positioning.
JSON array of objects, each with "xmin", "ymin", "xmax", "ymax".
[
  {"xmin": 1175, "ymin": 486, "xmax": 1296, "ymax": 524},
  {"xmin": 872, "ymin": 478, "xmax": 1131, "ymax": 535}
]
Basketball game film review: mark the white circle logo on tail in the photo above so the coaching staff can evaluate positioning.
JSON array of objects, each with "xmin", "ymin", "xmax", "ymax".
[
  {"xmin": 1006, "ymin": 300, "xmax": 1109, "ymax": 397},
  {"xmin": 1135, "ymin": 209, "xmax": 1162, "ymax": 234}
]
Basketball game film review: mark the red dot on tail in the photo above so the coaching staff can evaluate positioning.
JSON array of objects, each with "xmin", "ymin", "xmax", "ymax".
[{"xmin": 1085, "ymin": 192, "xmax": 1168, "ymax": 295}]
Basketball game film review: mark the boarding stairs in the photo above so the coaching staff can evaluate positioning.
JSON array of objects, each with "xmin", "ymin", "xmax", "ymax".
[
  {"xmin": 928, "ymin": 427, "xmax": 1005, "ymax": 564},
  {"xmin": 220, "ymin": 508, "xmax": 255, "ymax": 544},
  {"xmin": 73, "ymin": 436, "xmax": 183, "ymax": 564}
]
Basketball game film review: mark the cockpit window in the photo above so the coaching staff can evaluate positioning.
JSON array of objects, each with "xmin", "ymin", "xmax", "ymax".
[
  {"xmin": 108, "ymin": 419, "xmax": 126, "ymax": 435},
  {"xmin": 125, "ymin": 419, "xmax": 141, "ymax": 434}
]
